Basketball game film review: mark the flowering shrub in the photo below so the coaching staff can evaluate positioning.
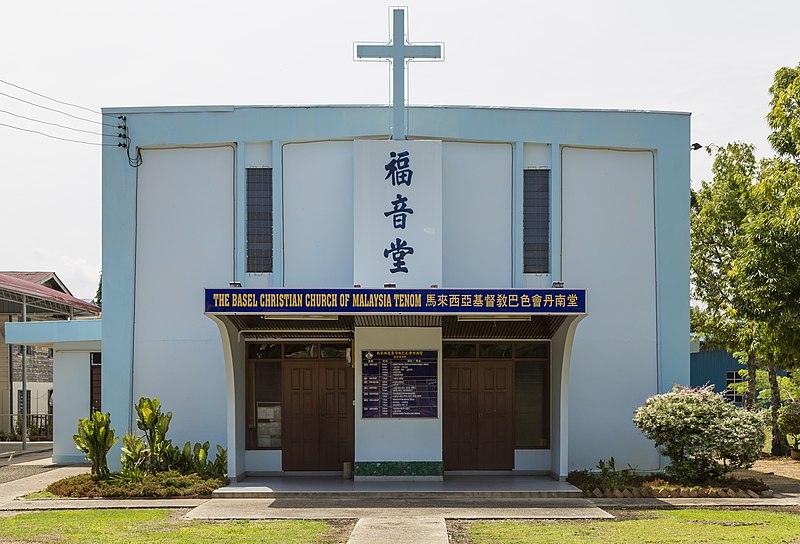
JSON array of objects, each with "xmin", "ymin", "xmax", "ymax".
[
  {"xmin": 633, "ymin": 385, "xmax": 764, "ymax": 484},
  {"xmin": 777, "ymin": 400, "xmax": 800, "ymax": 450}
]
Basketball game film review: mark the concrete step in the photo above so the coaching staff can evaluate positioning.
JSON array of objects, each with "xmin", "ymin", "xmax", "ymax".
[
  {"xmin": 213, "ymin": 489, "xmax": 583, "ymax": 499},
  {"xmin": 212, "ymin": 475, "xmax": 582, "ymax": 499}
]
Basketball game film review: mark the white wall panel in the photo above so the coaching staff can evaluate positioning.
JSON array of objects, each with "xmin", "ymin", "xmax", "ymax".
[
  {"xmin": 282, "ymin": 142, "xmax": 354, "ymax": 287},
  {"xmin": 134, "ymin": 147, "xmax": 233, "ymax": 449},
  {"xmin": 442, "ymin": 142, "xmax": 512, "ymax": 288},
  {"xmin": 354, "ymin": 327, "xmax": 442, "ymax": 462},
  {"xmin": 524, "ymin": 144, "xmax": 550, "ymax": 169},
  {"xmin": 561, "ymin": 147, "xmax": 660, "ymax": 471},
  {"xmin": 53, "ymin": 351, "xmax": 91, "ymax": 464}
]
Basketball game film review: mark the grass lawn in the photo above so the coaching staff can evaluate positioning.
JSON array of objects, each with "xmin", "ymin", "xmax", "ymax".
[
  {"xmin": 459, "ymin": 509, "xmax": 800, "ymax": 544},
  {"xmin": 0, "ymin": 509, "xmax": 350, "ymax": 544}
]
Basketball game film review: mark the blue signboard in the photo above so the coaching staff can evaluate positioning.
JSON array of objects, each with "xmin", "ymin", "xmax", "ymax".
[
  {"xmin": 362, "ymin": 350, "xmax": 438, "ymax": 418},
  {"xmin": 205, "ymin": 288, "xmax": 586, "ymax": 314}
]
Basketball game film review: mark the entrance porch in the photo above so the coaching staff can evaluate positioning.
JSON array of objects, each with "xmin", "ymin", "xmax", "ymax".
[
  {"xmin": 205, "ymin": 287, "xmax": 587, "ymax": 482},
  {"xmin": 209, "ymin": 311, "xmax": 585, "ymax": 482}
]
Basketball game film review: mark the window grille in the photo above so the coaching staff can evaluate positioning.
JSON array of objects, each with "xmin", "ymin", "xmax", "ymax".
[
  {"xmin": 724, "ymin": 370, "xmax": 744, "ymax": 405},
  {"xmin": 246, "ymin": 168, "xmax": 273, "ymax": 273},
  {"xmin": 523, "ymin": 170, "xmax": 550, "ymax": 273}
]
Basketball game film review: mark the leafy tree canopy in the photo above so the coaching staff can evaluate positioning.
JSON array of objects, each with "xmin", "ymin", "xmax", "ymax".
[{"xmin": 768, "ymin": 62, "xmax": 800, "ymax": 159}]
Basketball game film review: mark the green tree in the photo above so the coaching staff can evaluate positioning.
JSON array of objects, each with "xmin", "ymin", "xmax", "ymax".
[
  {"xmin": 691, "ymin": 61, "xmax": 800, "ymax": 456},
  {"xmin": 690, "ymin": 143, "xmax": 760, "ymax": 409},
  {"xmin": 94, "ymin": 270, "xmax": 102, "ymax": 308},
  {"xmin": 767, "ymin": 62, "xmax": 800, "ymax": 159},
  {"xmin": 729, "ymin": 157, "xmax": 800, "ymax": 454}
]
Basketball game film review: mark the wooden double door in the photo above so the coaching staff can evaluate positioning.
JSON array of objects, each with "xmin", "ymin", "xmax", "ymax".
[
  {"xmin": 282, "ymin": 361, "xmax": 354, "ymax": 471},
  {"xmin": 443, "ymin": 361, "xmax": 514, "ymax": 470}
]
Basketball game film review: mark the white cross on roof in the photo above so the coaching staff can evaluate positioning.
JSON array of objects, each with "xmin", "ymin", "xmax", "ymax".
[{"xmin": 356, "ymin": 8, "xmax": 443, "ymax": 140}]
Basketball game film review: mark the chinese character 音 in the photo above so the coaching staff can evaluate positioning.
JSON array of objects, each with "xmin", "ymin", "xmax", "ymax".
[
  {"xmin": 385, "ymin": 151, "xmax": 413, "ymax": 186},
  {"xmin": 383, "ymin": 193, "xmax": 414, "ymax": 229},
  {"xmin": 383, "ymin": 238, "xmax": 414, "ymax": 273}
]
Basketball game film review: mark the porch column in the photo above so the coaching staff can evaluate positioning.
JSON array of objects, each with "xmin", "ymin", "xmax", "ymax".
[
  {"xmin": 209, "ymin": 316, "xmax": 246, "ymax": 481},
  {"xmin": 550, "ymin": 314, "xmax": 585, "ymax": 479}
]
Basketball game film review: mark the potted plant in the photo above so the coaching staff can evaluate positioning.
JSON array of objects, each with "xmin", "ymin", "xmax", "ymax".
[
  {"xmin": 778, "ymin": 401, "xmax": 800, "ymax": 460},
  {"xmin": 13, "ymin": 418, "xmax": 23, "ymax": 441},
  {"xmin": 28, "ymin": 422, "xmax": 40, "ymax": 442}
]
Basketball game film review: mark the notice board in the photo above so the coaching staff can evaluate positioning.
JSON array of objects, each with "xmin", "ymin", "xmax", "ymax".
[{"xmin": 362, "ymin": 350, "xmax": 438, "ymax": 418}]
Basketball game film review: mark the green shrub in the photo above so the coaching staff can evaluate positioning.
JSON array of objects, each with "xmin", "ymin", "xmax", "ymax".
[
  {"xmin": 131, "ymin": 396, "xmax": 227, "ymax": 479},
  {"xmin": 73, "ymin": 412, "xmax": 118, "ymax": 479},
  {"xmin": 134, "ymin": 397, "xmax": 173, "ymax": 473},
  {"xmin": 595, "ymin": 457, "xmax": 637, "ymax": 490},
  {"xmin": 633, "ymin": 385, "xmax": 764, "ymax": 484},
  {"xmin": 119, "ymin": 433, "xmax": 148, "ymax": 482},
  {"xmin": 47, "ymin": 471, "xmax": 225, "ymax": 498},
  {"xmin": 777, "ymin": 401, "xmax": 800, "ymax": 450},
  {"xmin": 210, "ymin": 445, "xmax": 228, "ymax": 480}
]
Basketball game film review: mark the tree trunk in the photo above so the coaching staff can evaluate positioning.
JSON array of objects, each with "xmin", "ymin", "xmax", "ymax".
[
  {"xmin": 745, "ymin": 351, "xmax": 757, "ymax": 411},
  {"xmin": 769, "ymin": 363, "xmax": 791, "ymax": 456}
]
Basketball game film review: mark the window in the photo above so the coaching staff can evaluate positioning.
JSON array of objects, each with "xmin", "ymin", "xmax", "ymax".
[
  {"xmin": 523, "ymin": 169, "xmax": 550, "ymax": 273},
  {"xmin": 248, "ymin": 361, "xmax": 282, "ymax": 449},
  {"xmin": 245, "ymin": 342, "xmax": 349, "ymax": 450},
  {"xmin": 246, "ymin": 167, "xmax": 273, "ymax": 273},
  {"xmin": 724, "ymin": 370, "xmax": 745, "ymax": 405},
  {"xmin": 90, "ymin": 352, "xmax": 102, "ymax": 413},
  {"xmin": 443, "ymin": 341, "xmax": 550, "ymax": 449},
  {"xmin": 515, "ymin": 361, "xmax": 549, "ymax": 448}
]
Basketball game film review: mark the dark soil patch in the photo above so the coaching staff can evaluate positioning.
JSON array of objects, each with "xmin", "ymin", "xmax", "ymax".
[{"xmin": 321, "ymin": 519, "xmax": 357, "ymax": 544}]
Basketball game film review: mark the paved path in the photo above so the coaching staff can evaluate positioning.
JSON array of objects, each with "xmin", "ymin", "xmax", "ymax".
[
  {"xmin": 186, "ymin": 497, "xmax": 613, "ymax": 543},
  {"xmin": 185, "ymin": 497, "xmax": 613, "ymax": 520},
  {"xmin": 0, "ymin": 466, "xmax": 88, "ymax": 509},
  {"xmin": 0, "ymin": 443, "xmax": 54, "ymax": 468},
  {"xmin": 348, "ymin": 516, "xmax": 448, "ymax": 544}
]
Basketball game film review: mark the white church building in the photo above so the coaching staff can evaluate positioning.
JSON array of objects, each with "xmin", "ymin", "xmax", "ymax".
[{"xmin": 6, "ymin": 9, "xmax": 689, "ymax": 481}]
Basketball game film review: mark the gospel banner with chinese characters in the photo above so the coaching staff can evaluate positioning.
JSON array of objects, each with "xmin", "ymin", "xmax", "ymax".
[
  {"xmin": 205, "ymin": 288, "xmax": 586, "ymax": 314},
  {"xmin": 353, "ymin": 140, "xmax": 442, "ymax": 288}
]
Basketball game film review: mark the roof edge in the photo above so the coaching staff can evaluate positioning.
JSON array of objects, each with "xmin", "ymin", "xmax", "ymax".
[{"xmin": 102, "ymin": 104, "xmax": 691, "ymax": 117}]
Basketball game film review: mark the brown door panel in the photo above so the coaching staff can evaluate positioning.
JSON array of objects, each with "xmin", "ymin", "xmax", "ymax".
[
  {"xmin": 445, "ymin": 360, "xmax": 514, "ymax": 471},
  {"xmin": 283, "ymin": 361, "xmax": 354, "ymax": 471}
]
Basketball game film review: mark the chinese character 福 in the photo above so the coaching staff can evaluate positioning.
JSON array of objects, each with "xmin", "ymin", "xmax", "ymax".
[{"xmin": 384, "ymin": 151, "xmax": 413, "ymax": 186}]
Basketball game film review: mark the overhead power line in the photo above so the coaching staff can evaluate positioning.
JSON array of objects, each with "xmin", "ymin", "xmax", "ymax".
[
  {"xmin": 0, "ymin": 121, "xmax": 117, "ymax": 146},
  {"xmin": 0, "ymin": 108, "xmax": 110, "ymax": 136},
  {"xmin": 0, "ymin": 90, "xmax": 119, "ymax": 128},
  {"xmin": 0, "ymin": 77, "xmax": 138, "ymax": 163},
  {"xmin": 0, "ymin": 78, "xmax": 107, "ymax": 116}
]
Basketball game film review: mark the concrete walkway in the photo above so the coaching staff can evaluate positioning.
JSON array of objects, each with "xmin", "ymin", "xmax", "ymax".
[
  {"xmin": 348, "ymin": 516, "xmax": 447, "ymax": 544},
  {"xmin": 0, "ymin": 466, "xmax": 88, "ymax": 509},
  {"xmin": 186, "ymin": 497, "xmax": 613, "ymax": 544}
]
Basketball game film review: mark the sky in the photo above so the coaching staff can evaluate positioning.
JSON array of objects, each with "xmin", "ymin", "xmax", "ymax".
[{"xmin": 1, "ymin": 0, "xmax": 798, "ymax": 299}]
